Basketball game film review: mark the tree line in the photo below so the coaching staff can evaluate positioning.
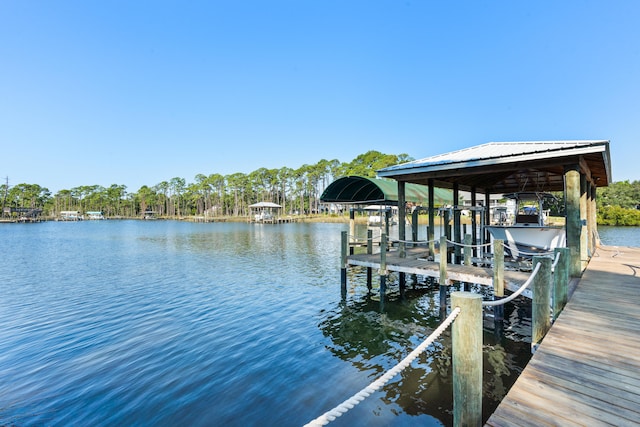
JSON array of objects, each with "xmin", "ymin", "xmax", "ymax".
[
  {"xmin": 1, "ymin": 151, "xmax": 411, "ymax": 219},
  {"xmin": 2, "ymin": 153, "xmax": 639, "ymax": 225}
]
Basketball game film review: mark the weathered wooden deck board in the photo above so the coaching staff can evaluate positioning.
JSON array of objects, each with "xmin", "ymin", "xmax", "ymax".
[{"xmin": 485, "ymin": 245, "xmax": 640, "ymax": 427}]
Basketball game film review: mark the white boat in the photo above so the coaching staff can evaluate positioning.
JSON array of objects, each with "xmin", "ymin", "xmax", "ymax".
[
  {"xmin": 364, "ymin": 205, "xmax": 398, "ymax": 227},
  {"xmin": 485, "ymin": 192, "xmax": 565, "ymax": 258}
]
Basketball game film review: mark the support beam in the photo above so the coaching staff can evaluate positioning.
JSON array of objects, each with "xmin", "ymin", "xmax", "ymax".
[
  {"xmin": 428, "ymin": 179, "xmax": 436, "ymax": 257},
  {"xmin": 580, "ymin": 173, "xmax": 588, "ymax": 269},
  {"xmin": 471, "ymin": 188, "xmax": 477, "ymax": 258},
  {"xmin": 591, "ymin": 184, "xmax": 599, "ymax": 247},
  {"xmin": 452, "ymin": 292, "xmax": 483, "ymax": 427},
  {"xmin": 398, "ymin": 181, "xmax": 406, "ymax": 258},
  {"xmin": 484, "ymin": 191, "xmax": 491, "ymax": 244},
  {"xmin": 349, "ymin": 208, "xmax": 356, "ymax": 255},
  {"xmin": 586, "ymin": 180, "xmax": 594, "ymax": 257},
  {"xmin": 453, "ymin": 183, "xmax": 461, "ymax": 264},
  {"xmin": 564, "ymin": 165, "xmax": 582, "ymax": 277}
]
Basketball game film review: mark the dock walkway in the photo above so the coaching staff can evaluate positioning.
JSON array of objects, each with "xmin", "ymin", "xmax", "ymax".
[{"xmin": 485, "ymin": 245, "xmax": 640, "ymax": 426}]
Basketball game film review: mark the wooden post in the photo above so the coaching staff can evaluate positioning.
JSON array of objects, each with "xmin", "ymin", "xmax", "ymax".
[
  {"xmin": 484, "ymin": 191, "xmax": 491, "ymax": 244},
  {"xmin": 493, "ymin": 239, "xmax": 504, "ymax": 322},
  {"xmin": 565, "ymin": 165, "xmax": 582, "ymax": 277},
  {"xmin": 471, "ymin": 188, "xmax": 477, "ymax": 258},
  {"xmin": 452, "ymin": 292, "xmax": 483, "ymax": 427},
  {"xmin": 553, "ymin": 247, "xmax": 570, "ymax": 319},
  {"xmin": 398, "ymin": 181, "xmax": 406, "ymax": 258},
  {"xmin": 412, "ymin": 207, "xmax": 419, "ymax": 242},
  {"xmin": 591, "ymin": 184, "xmax": 599, "ymax": 247},
  {"xmin": 463, "ymin": 234, "xmax": 472, "ymax": 266},
  {"xmin": 366, "ymin": 229, "xmax": 373, "ymax": 292},
  {"xmin": 380, "ymin": 233, "xmax": 388, "ymax": 303},
  {"xmin": 349, "ymin": 208, "xmax": 355, "ymax": 255},
  {"xmin": 341, "ymin": 231, "xmax": 348, "ymax": 298},
  {"xmin": 439, "ymin": 235, "xmax": 448, "ymax": 310},
  {"xmin": 580, "ymin": 174, "xmax": 588, "ymax": 269},
  {"xmin": 453, "ymin": 184, "xmax": 461, "ymax": 264},
  {"xmin": 532, "ymin": 256, "xmax": 552, "ymax": 351},
  {"xmin": 384, "ymin": 208, "xmax": 391, "ymax": 241},
  {"xmin": 440, "ymin": 235, "xmax": 448, "ymax": 285},
  {"xmin": 443, "ymin": 209, "xmax": 452, "ymax": 263},
  {"xmin": 428, "ymin": 179, "xmax": 435, "ymax": 259},
  {"xmin": 586, "ymin": 180, "xmax": 594, "ymax": 258}
]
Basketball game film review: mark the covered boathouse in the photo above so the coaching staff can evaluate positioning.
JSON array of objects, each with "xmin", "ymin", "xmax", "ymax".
[
  {"xmin": 376, "ymin": 140, "xmax": 612, "ymax": 277},
  {"xmin": 320, "ymin": 175, "xmax": 452, "ymax": 243}
]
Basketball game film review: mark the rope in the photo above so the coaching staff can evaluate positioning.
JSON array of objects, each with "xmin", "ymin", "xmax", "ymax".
[
  {"xmin": 482, "ymin": 262, "xmax": 541, "ymax": 307},
  {"xmin": 551, "ymin": 251, "xmax": 561, "ymax": 272},
  {"xmin": 445, "ymin": 239, "xmax": 493, "ymax": 249},
  {"xmin": 395, "ymin": 238, "xmax": 438, "ymax": 245},
  {"xmin": 303, "ymin": 307, "xmax": 462, "ymax": 427}
]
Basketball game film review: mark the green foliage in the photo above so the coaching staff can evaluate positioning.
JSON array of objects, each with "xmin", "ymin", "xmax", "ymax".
[
  {"xmin": 338, "ymin": 150, "xmax": 413, "ymax": 178},
  {"xmin": 4, "ymin": 150, "xmax": 411, "ymax": 218},
  {"xmin": 596, "ymin": 180, "xmax": 640, "ymax": 225},
  {"xmin": 597, "ymin": 180, "xmax": 640, "ymax": 209},
  {"xmin": 597, "ymin": 205, "xmax": 640, "ymax": 226}
]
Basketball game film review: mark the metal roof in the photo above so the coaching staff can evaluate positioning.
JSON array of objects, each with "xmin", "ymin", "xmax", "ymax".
[
  {"xmin": 320, "ymin": 176, "xmax": 452, "ymax": 206},
  {"xmin": 377, "ymin": 140, "xmax": 611, "ymax": 193}
]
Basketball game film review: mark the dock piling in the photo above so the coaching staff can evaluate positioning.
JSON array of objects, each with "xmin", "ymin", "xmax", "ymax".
[
  {"xmin": 366, "ymin": 229, "xmax": 373, "ymax": 292},
  {"xmin": 532, "ymin": 255, "xmax": 552, "ymax": 351},
  {"xmin": 452, "ymin": 292, "xmax": 483, "ymax": 427},
  {"xmin": 553, "ymin": 247, "xmax": 570, "ymax": 320},
  {"xmin": 493, "ymin": 239, "xmax": 505, "ymax": 323},
  {"xmin": 341, "ymin": 231, "xmax": 348, "ymax": 298},
  {"xmin": 379, "ymin": 233, "xmax": 388, "ymax": 306}
]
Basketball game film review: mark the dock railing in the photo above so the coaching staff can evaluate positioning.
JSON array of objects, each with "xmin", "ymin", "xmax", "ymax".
[{"xmin": 326, "ymin": 232, "xmax": 570, "ymax": 426}]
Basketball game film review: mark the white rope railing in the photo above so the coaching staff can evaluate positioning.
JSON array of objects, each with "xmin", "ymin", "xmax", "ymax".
[
  {"xmin": 482, "ymin": 262, "xmax": 541, "ymax": 307},
  {"xmin": 445, "ymin": 239, "xmax": 493, "ymax": 249},
  {"xmin": 394, "ymin": 238, "xmax": 438, "ymax": 245},
  {"xmin": 551, "ymin": 251, "xmax": 561, "ymax": 272},
  {"xmin": 347, "ymin": 234, "xmax": 438, "ymax": 246},
  {"xmin": 303, "ymin": 307, "xmax": 462, "ymax": 427}
]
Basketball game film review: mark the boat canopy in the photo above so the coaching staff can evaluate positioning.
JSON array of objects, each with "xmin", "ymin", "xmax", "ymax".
[{"xmin": 320, "ymin": 176, "xmax": 452, "ymax": 206}]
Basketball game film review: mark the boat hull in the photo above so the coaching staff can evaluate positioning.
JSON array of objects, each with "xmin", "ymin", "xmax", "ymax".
[{"xmin": 486, "ymin": 225, "xmax": 566, "ymax": 258}]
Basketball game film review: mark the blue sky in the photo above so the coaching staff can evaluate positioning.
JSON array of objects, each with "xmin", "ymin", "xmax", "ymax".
[{"xmin": 1, "ymin": 1, "xmax": 638, "ymax": 194}]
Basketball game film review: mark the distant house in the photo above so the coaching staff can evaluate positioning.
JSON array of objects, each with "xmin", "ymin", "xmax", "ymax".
[{"xmin": 86, "ymin": 211, "xmax": 104, "ymax": 220}]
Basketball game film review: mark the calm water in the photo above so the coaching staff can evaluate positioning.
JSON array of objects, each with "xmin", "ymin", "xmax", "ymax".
[
  {"xmin": 597, "ymin": 225, "xmax": 640, "ymax": 248},
  {"xmin": 4, "ymin": 221, "xmax": 634, "ymax": 426}
]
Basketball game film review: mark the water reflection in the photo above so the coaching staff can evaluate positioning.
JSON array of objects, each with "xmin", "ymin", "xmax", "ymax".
[{"xmin": 320, "ymin": 278, "xmax": 533, "ymax": 425}]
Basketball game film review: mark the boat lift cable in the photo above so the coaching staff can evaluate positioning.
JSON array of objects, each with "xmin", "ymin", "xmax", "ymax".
[{"xmin": 303, "ymin": 307, "xmax": 461, "ymax": 427}]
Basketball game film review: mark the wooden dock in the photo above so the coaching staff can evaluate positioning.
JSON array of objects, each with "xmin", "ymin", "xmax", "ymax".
[
  {"xmin": 485, "ymin": 245, "xmax": 640, "ymax": 426},
  {"xmin": 347, "ymin": 248, "xmax": 532, "ymax": 296}
]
